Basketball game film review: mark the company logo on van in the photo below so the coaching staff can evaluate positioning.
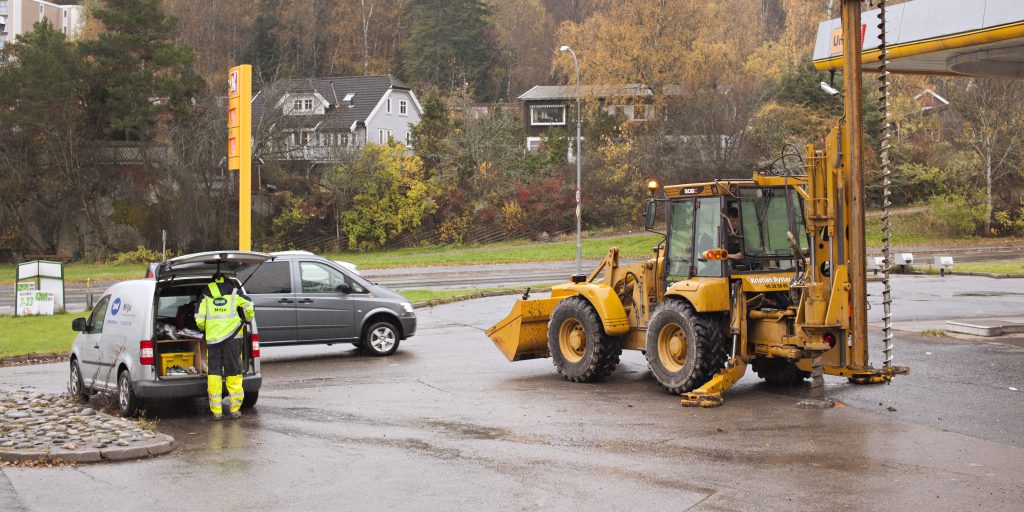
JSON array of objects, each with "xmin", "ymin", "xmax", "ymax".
[
  {"xmin": 111, "ymin": 298, "xmax": 122, "ymax": 316},
  {"xmin": 213, "ymin": 297, "xmax": 228, "ymax": 307}
]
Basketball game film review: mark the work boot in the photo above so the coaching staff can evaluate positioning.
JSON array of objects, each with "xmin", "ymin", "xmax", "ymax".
[
  {"xmin": 229, "ymin": 411, "xmax": 241, "ymax": 420},
  {"xmin": 212, "ymin": 413, "xmax": 224, "ymax": 421}
]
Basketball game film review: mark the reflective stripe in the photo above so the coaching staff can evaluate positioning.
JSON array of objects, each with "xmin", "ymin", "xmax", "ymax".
[
  {"xmin": 208, "ymin": 282, "xmax": 222, "ymax": 298},
  {"xmin": 228, "ymin": 393, "xmax": 244, "ymax": 399},
  {"xmin": 199, "ymin": 311, "xmax": 234, "ymax": 319}
]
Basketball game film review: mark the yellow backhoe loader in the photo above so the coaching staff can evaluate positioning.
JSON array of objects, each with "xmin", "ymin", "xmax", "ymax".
[{"xmin": 486, "ymin": 0, "xmax": 912, "ymax": 407}]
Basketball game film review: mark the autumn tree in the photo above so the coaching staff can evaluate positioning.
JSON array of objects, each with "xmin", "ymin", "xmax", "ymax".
[{"xmin": 939, "ymin": 78, "xmax": 1024, "ymax": 235}]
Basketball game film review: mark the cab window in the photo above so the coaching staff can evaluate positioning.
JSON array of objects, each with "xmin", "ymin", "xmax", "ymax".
[
  {"xmin": 694, "ymin": 196, "xmax": 723, "ymax": 277},
  {"xmin": 87, "ymin": 296, "xmax": 110, "ymax": 334},
  {"xmin": 665, "ymin": 199, "xmax": 695, "ymax": 283}
]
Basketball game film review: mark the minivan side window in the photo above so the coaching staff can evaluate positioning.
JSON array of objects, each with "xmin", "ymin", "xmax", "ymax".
[
  {"xmin": 87, "ymin": 296, "xmax": 110, "ymax": 334},
  {"xmin": 239, "ymin": 261, "xmax": 292, "ymax": 294},
  {"xmin": 300, "ymin": 262, "xmax": 346, "ymax": 293}
]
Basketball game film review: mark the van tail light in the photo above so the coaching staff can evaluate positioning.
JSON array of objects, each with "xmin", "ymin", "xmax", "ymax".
[
  {"xmin": 140, "ymin": 340, "xmax": 154, "ymax": 366},
  {"xmin": 251, "ymin": 333, "xmax": 260, "ymax": 358}
]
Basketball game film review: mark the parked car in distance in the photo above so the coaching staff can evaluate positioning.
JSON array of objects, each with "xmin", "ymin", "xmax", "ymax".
[
  {"xmin": 236, "ymin": 251, "xmax": 414, "ymax": 356},
  {"xmin": 71, "ymin": 251, "xmax": 267, "ymax": 417}
]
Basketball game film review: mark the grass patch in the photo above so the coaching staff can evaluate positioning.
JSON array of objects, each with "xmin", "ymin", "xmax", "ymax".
[
  {"xmin": 0, "ymin": 312, "xmax": 80, "ymax": 359},
  {"xmin": 919, "ymin": 329, "xmax": 949, "ymax": 337},
  {"xmin": 326, "ymin": 232, "xmax": 662, "ymax": 268},
  {"xmin": 944, "ymin": 260, "xmax": 1024, "ymax": 275},
  {"xmin": 0, "ymin": 262, "xmax": 145, "ymax": 285}
]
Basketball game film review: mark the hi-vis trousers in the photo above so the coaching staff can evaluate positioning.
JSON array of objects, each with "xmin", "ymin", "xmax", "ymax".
[{"xmin": 207, "ymin": 337, "xmax": 244, "ymax": 414}]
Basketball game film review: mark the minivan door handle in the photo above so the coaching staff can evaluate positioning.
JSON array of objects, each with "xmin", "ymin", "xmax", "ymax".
[
  {"xmin": 277, "ymin": 298, "xmax": 294, "ymax": 304},
  {"xmin": 297, "ymin": 298, "xmax": 314, "ymax": 304}
]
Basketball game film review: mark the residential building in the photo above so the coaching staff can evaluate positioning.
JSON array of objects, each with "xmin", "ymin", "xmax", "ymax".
[
  {"xmin": 252, "ymin": 75, "xmax": 422, "ymax": 164},
  {"xmin": 0, "ymin": 0, "xmax": 85, "ymax": 48},
  {"xmin": 517, "ymin": 84, "xmax": 657, "ymax": 152}
]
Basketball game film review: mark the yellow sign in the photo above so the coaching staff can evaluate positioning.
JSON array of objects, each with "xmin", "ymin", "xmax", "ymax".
[{"xmin": 228, "ymin": 65, "xmax": 252, "ymax": 251}]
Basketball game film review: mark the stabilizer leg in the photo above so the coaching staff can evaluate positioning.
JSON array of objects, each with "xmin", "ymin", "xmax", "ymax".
[{"xmin": 680, "ymin": 359, "xmax": 747, "ymax": 408}]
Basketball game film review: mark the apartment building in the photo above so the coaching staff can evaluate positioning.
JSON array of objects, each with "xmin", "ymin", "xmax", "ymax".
[{"xmin": 0, "ymin": 0, "xmax": 85, "ymax": 48}]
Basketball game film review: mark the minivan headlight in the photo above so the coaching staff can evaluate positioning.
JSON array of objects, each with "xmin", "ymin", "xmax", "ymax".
[{"xmin": 399, "ymin": 302, "xmax": 414, "ymax": 314}]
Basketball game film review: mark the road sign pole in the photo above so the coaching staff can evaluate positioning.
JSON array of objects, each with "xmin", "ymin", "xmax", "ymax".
[{"xmin": 228, "ymin": 64, "xmax": 253, "ymax": 251}]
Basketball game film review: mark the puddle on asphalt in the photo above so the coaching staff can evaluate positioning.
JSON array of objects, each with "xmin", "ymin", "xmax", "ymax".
[{"xmin": 954, "ymin": 291, "xmax": 1024, "ymax": 297}]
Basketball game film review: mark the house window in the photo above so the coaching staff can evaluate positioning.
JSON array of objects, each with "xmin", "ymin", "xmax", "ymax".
[
  {"xmin": 379, "ymin": 129, "xmax": 386, "ymax": 144},
  {"xmin": 399, "ymin": 100, "xmax": 408, "ymax": 116},
  {"xmin": 304, "ymin": 99, "xmax": 313, "ymax": 111},
  {"xmin": 386, "ymin": 98, "xmax": 392, "ymax": 114},
  {"xmin": 526, "ymin": 137, "xmax": 543, "ymax": 152},
  {"xmin": 405, "ymin": 132, "xmax": 411, "ymax": 146},
  {"xmin": 633, "ymin": 104, "xmax": 648, "ymax": 121},
  {"xmin": 530, "ymin": 105, "xmax": 566, "ymax": 126}
]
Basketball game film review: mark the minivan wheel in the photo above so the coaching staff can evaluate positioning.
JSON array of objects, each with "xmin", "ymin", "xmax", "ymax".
[
  {"xmin": 363, "ymin": 321, "xmax": 400, "ymax": 356},
  {"xmin": 117, "ymin": 369, "xmax": 141, "ymax": 417},
  {"xmin": 241, "ymin": 391, "xmax": 258, "ymax": 409},
  {"xmin": 69, "ymin": 360, "xmax": 89, "ymax": 402}
]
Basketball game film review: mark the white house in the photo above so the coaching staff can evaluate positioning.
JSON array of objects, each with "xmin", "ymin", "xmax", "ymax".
[{"xmin": 252, "ymin": 75, "xmax": 423, "ymax": 164}]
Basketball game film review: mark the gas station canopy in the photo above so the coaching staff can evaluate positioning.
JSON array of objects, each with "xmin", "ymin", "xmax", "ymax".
[{"xmin": 813, "ymin": 0, "xmax": 1024, "ymax": 77}]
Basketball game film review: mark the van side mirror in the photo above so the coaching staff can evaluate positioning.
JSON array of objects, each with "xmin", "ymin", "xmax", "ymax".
[
  {"xmin": 337, "ymin": 282, "xmax": 352, "ymax": 294},
  {"xmin": 72, "ymin": 318, "xmax": 87, "ymax": 332},
  {"xmin": 644, "ymin": 200, "xmax": 657, "ymax": 230}
]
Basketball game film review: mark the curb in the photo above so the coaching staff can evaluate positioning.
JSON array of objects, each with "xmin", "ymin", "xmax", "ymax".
[
  {"xmin": 0, "ymin": 353, "xmax": 69, "ymax": 367},
  {"xmin": 412, "ymin": 288, "xmax": 527, "ymax": 309},
  {"xmin": 0, "ymin": 434, "xmax": 175, "ymax": 464}
]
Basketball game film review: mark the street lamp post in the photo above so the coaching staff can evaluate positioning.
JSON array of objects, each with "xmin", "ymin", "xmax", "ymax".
[{"xmin": 560, "ymin": 45, "xmax": 582, "ymax": 274}]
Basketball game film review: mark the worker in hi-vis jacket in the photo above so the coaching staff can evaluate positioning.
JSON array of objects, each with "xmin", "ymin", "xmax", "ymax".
[{"xmin": 195, "ymin": 273, "xmax": 254, "ymax": 420}]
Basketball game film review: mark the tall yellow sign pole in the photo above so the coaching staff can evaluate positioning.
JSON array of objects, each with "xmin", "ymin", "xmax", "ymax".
[{"xmin": 228, "ymin": 65, "xmax": 253, "ymax": 251}]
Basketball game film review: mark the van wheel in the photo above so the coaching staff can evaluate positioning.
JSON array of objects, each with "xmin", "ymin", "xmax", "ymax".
[
  {"xmin": 69, "ymin": 360, "xmax": 89, "ymax": 402},
  {"xmin": 363, "ymin": 321, "xmax": 400, "ymax": 356},
  {"xmin": 241, "ymin": 392, "xmax": 259, "ymax": 409},
  {"xmin": 117, "ymin": 369, "xmax": 141, "ymax": 417}
]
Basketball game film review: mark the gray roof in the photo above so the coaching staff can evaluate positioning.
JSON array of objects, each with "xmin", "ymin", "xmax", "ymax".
[
  {"xmin": 253, "ymin": 75, "xmax": 410, "ymax": 132},
  {"xmin": 517, "ymin": 84, "xmax": 654, "ymax": 101}
]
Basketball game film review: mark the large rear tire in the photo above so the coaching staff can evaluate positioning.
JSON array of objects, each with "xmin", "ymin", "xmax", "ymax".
[
  {"xmin": 645, "ymin": 299, "xmax": 727, "ymax": 394},
  {"xmin": 547, "ymin": 296, "xmax": 622, "ymax": 382},
  {"xmin": 752, "ymin": 358, "xmax": 809, "ymax": 386}
]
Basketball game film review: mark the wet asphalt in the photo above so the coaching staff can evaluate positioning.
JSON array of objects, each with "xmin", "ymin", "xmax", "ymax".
[{"xmin": 0, "ymin": 275, "xmax": 1022, "ymax": 511}]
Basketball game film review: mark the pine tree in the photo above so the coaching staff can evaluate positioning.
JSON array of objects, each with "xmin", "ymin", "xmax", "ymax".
[
  {"xmin": 245, "ymin": 0, "xmax": 283, "ymax": 85},
  {"xmin": 401, "ymin": 0, "xmax": 497, "ymax": 99},
  {"xmin": 80, "ymin": 0, "xmax": 201, "ymax": 141}
]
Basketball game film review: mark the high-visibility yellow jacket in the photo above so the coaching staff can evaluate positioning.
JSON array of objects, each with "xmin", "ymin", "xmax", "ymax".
[{"xmin": 195, "ymin": 277, "xmax": 255, "ymax": 344}]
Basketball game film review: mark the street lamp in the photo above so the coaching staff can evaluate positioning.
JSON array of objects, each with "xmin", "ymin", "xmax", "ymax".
[{"xmin": 560, "ymin": 45, "xmax": 582, "ymax": 274}]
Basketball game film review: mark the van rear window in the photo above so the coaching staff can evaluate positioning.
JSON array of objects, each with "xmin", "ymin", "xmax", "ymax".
[{"xmin": 239, "ymin": 261, "xmax": 292, "ymax": 294}]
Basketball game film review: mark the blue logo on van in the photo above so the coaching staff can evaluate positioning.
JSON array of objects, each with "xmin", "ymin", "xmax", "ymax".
[{"xmin": 111, "ymin": 298, "xmax": 122, "ymax": 316}]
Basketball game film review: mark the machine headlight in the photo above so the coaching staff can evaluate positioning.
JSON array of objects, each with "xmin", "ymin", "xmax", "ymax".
[{"xmin": 399, "ymin": 302, "xmax": 414, "ymax": 314}]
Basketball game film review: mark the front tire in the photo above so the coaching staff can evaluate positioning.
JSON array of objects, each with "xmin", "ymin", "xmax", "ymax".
[
  {"xmin": 645, "ymin": 299, "xmax": 727, "ymax": 394},
  {"xmin": 117, "ymin": 369, "xmax": 141, "ymax": 417},
  {"xmin": 547, "ymin": 296, "xmax": 622, "ymax": 382},
  {"xmin": 363, "ymin": 321, "xmax": 400, "ymax": 356},
  {"xmin": 69, "ymin": 359, "xmax": 89, "ymax": 402}
]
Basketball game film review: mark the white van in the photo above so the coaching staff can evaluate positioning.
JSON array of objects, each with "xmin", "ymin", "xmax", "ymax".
[{"xmin": 69, "ymin": 251, "xmax": 270, "ymax": 416}]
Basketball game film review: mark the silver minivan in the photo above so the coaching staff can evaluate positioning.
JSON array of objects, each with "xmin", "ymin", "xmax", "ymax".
[
  {"xmin": 69, "ymin": 251, "xmax": 268, "ymax": 416},
  {"xmin": 237, "ymin": 251, "xmax": 417, "ymax": 356}
]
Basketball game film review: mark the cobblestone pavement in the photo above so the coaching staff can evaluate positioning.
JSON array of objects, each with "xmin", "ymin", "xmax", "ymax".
[{"xmin": 0, "ymin": 388, "xmax": 174, "ymax": 463}]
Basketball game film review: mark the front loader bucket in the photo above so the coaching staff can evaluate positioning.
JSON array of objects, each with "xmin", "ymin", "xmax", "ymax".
[{"xmin": 485, "ymin": 297, "xmax": 562, "ymax": 362}]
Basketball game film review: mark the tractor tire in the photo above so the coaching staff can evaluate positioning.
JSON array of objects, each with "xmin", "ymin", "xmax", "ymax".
[
  {"xmin": 547, "ymin": 296, "xmax": 622, "ymax": 382},
  {"xmin": 645, "ymin": 298, "xmax": 728, "ymax": 394},
  {"xmin": 752, "ymin": 358, "xmax": 810, "ymax": 386}
]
